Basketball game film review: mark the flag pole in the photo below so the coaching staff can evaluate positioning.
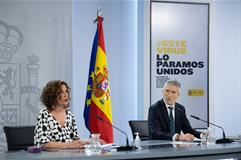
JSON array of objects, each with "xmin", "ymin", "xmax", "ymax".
[{"xmin": 93, "ymin": 7, "xmax": 102, "ymax": 24}]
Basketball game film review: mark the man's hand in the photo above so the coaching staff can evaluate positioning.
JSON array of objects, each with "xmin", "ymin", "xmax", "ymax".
[{"xmin": 178, "ymin": 133, "xmax": 195, "ymax": 141}]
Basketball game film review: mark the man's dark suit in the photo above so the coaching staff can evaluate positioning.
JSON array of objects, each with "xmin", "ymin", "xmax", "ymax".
[{"xmin": 148, "ymin": 99, "xmax": 201, "ymax": 140}]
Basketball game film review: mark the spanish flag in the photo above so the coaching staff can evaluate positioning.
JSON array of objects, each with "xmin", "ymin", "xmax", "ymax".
[{"xmin": 84, "ymin": 16, "xmax": 113, "ymax": 143}]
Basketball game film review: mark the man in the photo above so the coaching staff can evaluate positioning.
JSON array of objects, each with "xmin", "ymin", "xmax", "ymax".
[{"xmin": 148, "ymin": 80, "xmax": 202, "ymax": 141}]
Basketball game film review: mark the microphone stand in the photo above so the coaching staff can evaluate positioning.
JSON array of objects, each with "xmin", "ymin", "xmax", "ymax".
[
  {"xmin": 190, "ymin": 115, "xmax": 233, "ymax": 144},
  {"xmin": 96, "ymin": 115, "xmax": 137, "ymax": 151}
]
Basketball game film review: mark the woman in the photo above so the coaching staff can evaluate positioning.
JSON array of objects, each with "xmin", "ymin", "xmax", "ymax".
[{"xmin": 34, "ymin": 80, "xmax": 85, "ymax": 149}]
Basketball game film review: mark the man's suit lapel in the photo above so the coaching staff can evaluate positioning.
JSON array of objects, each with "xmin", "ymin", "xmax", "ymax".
[
  {"xmin": 160, "ymin": 99, "xmax": 169, "ymax": 129},
  {"xmin": 175, "ymin": 104, "xmax": 181, "ymax": 131}
]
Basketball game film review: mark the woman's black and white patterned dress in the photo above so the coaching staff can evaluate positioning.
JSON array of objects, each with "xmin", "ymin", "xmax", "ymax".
[{"xmin": 34, "ymin": 109, "xmax": 79, "ymax": 147}]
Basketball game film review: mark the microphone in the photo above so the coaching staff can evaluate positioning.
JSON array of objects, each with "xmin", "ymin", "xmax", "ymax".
[
  {"xmin": 190, "ymin": 115, "xmax": 233, "ymax": 144},
  {"xmin": 96, "ymin": 115, "xmax": 137, "ymax": 151}
]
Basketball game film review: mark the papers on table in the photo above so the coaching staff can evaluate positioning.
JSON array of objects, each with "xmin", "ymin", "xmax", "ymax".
[
  {"xmin": 84, "ymin": 143, "xmax": 119, "ymax": 152},
  {"xmin": 100, "ymin": 144, "xmax": 120, "ymax": 151}
]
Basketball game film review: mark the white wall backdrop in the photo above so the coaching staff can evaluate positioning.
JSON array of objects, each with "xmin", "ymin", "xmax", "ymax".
[
  {"xmin": 212, "ymin": 0, "xmax": 241, "ymax": 138},
  {"xmin": 0, "ymin": 1, "xmax": 72, "ymax": 151}
]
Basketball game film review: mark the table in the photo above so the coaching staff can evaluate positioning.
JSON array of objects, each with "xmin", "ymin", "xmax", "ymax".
[{"xmin": 0, "ymin": 140, "xmax": 241, "ymax": 160}]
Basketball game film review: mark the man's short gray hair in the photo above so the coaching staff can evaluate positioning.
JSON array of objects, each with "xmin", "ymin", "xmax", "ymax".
[{"xmin": 163, "ymin": 80, "xmax": 181, "ymax": 89}]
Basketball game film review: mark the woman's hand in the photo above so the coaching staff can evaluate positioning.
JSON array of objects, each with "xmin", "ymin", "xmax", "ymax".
[
  {"xmin": 67, "ymin": 140, "xmax": 85, "ymax": 149},
  {"xmin": 99, "ymin": 139, "xmax": 107, "ymax": 144}
]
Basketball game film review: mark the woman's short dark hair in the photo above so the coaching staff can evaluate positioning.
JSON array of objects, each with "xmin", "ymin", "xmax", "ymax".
[{"xmin": 40, "ymin": 80, "xmax": 71, "ymax": 111}]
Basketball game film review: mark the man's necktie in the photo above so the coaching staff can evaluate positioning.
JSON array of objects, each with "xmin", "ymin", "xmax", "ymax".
[{"xmin": 168, "ymin": 107, "xmax": 175, "ymax": 134}]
